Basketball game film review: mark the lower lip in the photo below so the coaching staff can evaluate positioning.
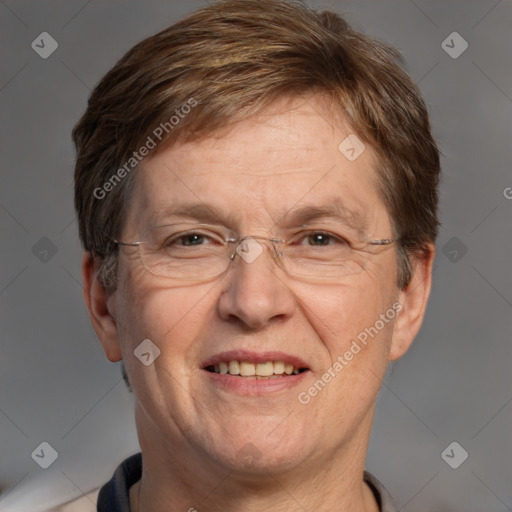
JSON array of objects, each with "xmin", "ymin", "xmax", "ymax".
[{"xmin": 203, "ymin": 370, "xmax": 310, "ymax": 395}]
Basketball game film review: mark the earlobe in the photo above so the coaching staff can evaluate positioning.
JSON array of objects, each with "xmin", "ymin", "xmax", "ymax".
[
  {"xmin": 389, "ymin": 245, "xmax": 435, "ymax": 361},
  {"xmin": 82, "ymin": 252, "xmax": 123, "ymax": 362}
]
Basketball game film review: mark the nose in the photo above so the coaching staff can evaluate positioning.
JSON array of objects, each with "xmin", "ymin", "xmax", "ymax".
[{"xmin": 217, "ymin": 237, "xmax": 295, "ymax": 330}]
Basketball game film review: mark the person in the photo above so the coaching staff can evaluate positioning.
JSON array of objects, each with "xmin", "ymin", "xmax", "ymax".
[{"xmin": 72, "ymin": 0, "xmax": 440, "ymax": 510}]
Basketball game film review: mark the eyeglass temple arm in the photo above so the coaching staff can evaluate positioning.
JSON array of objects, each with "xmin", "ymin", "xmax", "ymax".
[
  {"xmin": 113, "ymin": 239, "xmax": 143, "ymax": 247},
  {"xmin": 368, "ymin": 238, "xmax": 396, "ymax": 246}
]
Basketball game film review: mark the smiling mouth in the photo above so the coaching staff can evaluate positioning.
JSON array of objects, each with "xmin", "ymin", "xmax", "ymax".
[{"xmin": 205, "ymin": 360, "xmax": 309, "ymax": 378}]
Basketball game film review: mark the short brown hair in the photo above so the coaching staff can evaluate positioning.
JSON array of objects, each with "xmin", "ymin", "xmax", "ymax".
[{"xmin": 73, "ymin": 0, "xmax": 440, "ymax": 291}]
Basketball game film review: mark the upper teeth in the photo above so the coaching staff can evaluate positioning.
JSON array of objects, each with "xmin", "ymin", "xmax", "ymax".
[{"xmin": 212, "ymin": 361, "xmax": 302, "ymax": 376}]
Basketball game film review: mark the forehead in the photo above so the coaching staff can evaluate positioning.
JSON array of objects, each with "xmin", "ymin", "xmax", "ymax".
[{"xmin": 125, "ymin": 95, "xmax": 389, "ymax": 235}]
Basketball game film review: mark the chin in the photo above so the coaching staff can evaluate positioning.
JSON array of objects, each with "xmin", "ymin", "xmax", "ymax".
[{"xmin": 207, "ymin": 433, "xmax": 310, "ymax": 476}]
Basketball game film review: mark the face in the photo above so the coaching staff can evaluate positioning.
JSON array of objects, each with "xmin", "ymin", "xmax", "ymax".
[{"xmin": 90, "ymin": 94, "xmax": 428, "ymax": 477}]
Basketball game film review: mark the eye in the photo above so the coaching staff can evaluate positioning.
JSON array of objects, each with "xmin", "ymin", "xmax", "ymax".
[
  {"xmin": 146, "ymin": 225, "xmax": 229, "ymax": 250},
  {"xmin": 159, "ymin": 230, "xmax": 218, "ymax": 248},
  {"xmin": 176, "ymin": 233, "xmax": 209, "ymax": 246},
  {"xmin": 298, "ymin": 231, "xmax": 349, "ymax": 247}
]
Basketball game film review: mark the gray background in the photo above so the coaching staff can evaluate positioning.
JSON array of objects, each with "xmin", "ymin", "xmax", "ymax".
[{"xmin": 1, "ymin": 0, "xmax": 511, "ymax": 510}]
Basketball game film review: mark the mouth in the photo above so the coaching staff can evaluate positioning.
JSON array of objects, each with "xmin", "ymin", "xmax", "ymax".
[
  {"xmin": 201, "ymin": 351, "xmax": 311, "ymax": 393},
  {"xmin": 205, "ymin": 360, "xmax": 309, "ymax": 378}
]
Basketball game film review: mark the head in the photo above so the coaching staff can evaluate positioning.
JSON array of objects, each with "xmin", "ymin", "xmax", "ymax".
[{"xmin": 75, "ymin": 0, "xmax": 439, "ymax": 482}]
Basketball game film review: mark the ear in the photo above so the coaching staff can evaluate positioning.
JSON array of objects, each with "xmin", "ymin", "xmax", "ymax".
[
  {"xmin": 82, "ymin": 252, "xmax": 122, "ymax": 362},
  {"xmin": 390, "ymin": 244, "xmax": 435, "ymax": 361}
]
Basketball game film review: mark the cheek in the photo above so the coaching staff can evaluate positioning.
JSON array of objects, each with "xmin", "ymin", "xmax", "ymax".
[
  {"xmin": 298, "ymin": 265, "xmax": 398, "ymax": 354},
  {"xmin": 293, "ymin": 277, "xmax": 398, "ymax": 437},
  {"xmin": 115, "ymin": 275, "xmax": 220, "ymax": 418},
  {"xmin": 116, "ymin": 264, "xmax": 223, "ymax": 377}
]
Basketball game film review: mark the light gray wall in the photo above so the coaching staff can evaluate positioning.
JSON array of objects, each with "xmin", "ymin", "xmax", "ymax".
[{"xmin": 1, "ymin": 1, "xmax": 511, "ymax": 511}]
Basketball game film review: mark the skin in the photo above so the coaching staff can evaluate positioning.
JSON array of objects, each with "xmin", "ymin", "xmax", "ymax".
[{"xmin": 83, "ymin": 94, "xmax": 434, "ymax": 512}]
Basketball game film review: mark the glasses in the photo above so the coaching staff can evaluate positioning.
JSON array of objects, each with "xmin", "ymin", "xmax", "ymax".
[{"xmin": 113, "ymin": 222, "xmax": 396, "ymax": 283}]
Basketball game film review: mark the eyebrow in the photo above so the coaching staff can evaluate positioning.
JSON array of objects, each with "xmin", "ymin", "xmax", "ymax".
[
  {"xmin": 280, "ymin": 200, "xmax": 368, "ymax": 234},
  {"xmin": 148, "ymin": 198, "xmax": 368, "ymax": 234},
  {"xmin": 148, "ymin": 202, "xmax": 238, "ymax": 226}
]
